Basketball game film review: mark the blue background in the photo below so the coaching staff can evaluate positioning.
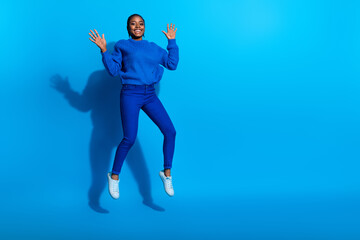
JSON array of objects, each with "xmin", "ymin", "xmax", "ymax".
[{"xmin": 1, "ymin": 0, "xmax": 359, "ymax": 239}]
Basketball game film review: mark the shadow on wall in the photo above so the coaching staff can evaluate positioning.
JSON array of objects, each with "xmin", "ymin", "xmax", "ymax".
[{"xmin": 50, "ymin": 42, "xmax": 164, "ymax": 214}]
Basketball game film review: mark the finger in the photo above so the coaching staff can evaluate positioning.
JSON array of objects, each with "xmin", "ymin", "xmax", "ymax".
[
  {"xmin": 94, "ymin": 29, "xmax": 101, "ymax": 38},
  {"xmin": 170, "ymin": 23, "xmax": 173, "ymax": 30},
  {"xmin": 102, "ymin": 33, "xmax": 105, "ymax": 40},
  {"xmin": 173, "ymin": 24, "xmax": 175, "ymax": 30},
  {"xmin": 167, "ymin": 23, "xmax": 169, "ymax": 32},
  {"xmin": 89, "ymin": 32, "xmax": 96, "ymax": 40},
  {"xmin": 89, "ymin": 30, "xmax": 96, "ymax": 39},
  {"xmin": 89, "ymin": 37, "xmax": 95, "ymax": 43},
  {"xmin": 175, "ymin": 28, "xmax": 177, "ymax": 33},
  {"xmin": 162, "ymin": 31, "xmax": 168, "ymax": 38}
]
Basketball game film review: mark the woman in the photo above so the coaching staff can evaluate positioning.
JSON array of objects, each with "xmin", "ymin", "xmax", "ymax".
[{"xmin": 88, "ymin": 14, "xmax": 179, "ymax": 199}]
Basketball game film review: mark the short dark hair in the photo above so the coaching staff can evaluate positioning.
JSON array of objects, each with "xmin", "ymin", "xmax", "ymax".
[{"xmin": 127, "ymin": 14, "xmax": 145, "ymax": 38}]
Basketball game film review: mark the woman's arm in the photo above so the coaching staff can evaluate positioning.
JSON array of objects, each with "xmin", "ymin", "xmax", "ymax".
[
  {"xmin": 101, "ymin": 44, "xmax": 122, "ymax": 77},
  {"xmin": 161, "ymin": 23, "xmax": 179, "ymax": 70},
  {"xmin": 89, "ymin": 29, "xmax": 122, "ymax": 77},
  {"xmin": 160, "ymin": 39, "xmax": 179, "ymax": 70}
]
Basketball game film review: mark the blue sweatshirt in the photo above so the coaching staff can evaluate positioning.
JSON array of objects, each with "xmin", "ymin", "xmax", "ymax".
[{"xmin": 100, "ymin": 38, "xmax": 179, "ymax": 85}]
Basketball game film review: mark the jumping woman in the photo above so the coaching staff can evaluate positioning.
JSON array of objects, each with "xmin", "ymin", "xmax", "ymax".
[{"xmin": 88, "ymin": 14, "xmax": 179, "ymax": 199}]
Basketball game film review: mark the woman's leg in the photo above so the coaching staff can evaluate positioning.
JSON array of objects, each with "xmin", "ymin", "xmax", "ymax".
[
  {"xmin": 111, "ymin": 91, "xmax": 142, "ymax": 177},
  {"xmin": 142, "ymin": 95, "xmax": 176, "ymax": 175}
]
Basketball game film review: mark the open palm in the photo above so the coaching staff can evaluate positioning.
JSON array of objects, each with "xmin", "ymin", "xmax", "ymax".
[
  {"xmin": 89, "ymin": 29, "xmax": 107, "ymax": 51},
  {"xmin": 162, "ymin": 23, "xmax": 177, "ymax": 40}
]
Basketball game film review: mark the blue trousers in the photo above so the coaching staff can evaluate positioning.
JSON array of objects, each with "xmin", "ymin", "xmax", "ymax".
[{"xmin": 111, "ymin": 84, "xmax": 176, "ymax": 175}]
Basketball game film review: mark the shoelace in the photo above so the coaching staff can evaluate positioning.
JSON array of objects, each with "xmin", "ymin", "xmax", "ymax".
[
  {"xmin": 111, "ymin": 180, "xmax": 119, "ymax": 193},
  {"xmin": 165, "ymin": 177, "xmax": 173, "ymax": 189}
]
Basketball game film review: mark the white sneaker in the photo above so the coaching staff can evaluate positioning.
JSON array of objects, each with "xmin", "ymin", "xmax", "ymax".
[
  {"xmin": 159, "ymin": 170, "xmax": 174, "ymax": 197},
  {"xmin": 107, "ymin": 172, "xmax": 119, "ymax": 199}
]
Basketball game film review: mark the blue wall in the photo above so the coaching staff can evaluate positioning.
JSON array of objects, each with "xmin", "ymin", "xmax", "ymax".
[{"xmin": 1, "ymin": 0, "xmax": 359, "ymax": 239}]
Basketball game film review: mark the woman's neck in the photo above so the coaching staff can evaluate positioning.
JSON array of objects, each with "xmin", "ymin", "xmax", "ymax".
[{"xmin": 131, "ymin": 37, "xmax": 143, "ymax": 41}]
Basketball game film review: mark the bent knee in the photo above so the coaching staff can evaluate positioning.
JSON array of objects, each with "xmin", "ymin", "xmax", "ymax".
[{"xmin": 121, "ymin": 136, "xmax": 136, "ymax": 146}]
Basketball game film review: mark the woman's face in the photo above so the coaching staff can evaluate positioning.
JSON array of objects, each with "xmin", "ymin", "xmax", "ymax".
[{"xmin": 128, "ymin": 16, "xmax": 145, "ymax": 39}]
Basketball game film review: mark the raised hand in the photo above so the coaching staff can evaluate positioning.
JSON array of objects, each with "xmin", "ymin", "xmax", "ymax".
[
  {"xmin": 89, "ymin": 29, "xmax": 107, "ymax": 52},
  {"xmin": 162, "ymin": 23, "xmax": 177, "ymax": 40}
]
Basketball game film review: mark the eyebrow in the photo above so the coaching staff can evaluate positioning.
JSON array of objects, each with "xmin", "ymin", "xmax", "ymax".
[{"xmin": 131, "ymin": 21, "xmax": 144, "ymax": 23}]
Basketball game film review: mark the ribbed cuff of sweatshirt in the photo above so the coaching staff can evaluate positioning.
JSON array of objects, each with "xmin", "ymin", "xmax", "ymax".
[
  {"xmin": 100, "ymin": 49, "xmax": 109, "ymax": 56},
  {"xmin": 167, "ymin": 39, "xmax": 177, "ymax": 47}
]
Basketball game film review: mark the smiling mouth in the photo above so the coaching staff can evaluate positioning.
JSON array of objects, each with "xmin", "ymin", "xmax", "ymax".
[{"xmin": 134, "ymin": 30, "xmax": 142, "ymax": 34}]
